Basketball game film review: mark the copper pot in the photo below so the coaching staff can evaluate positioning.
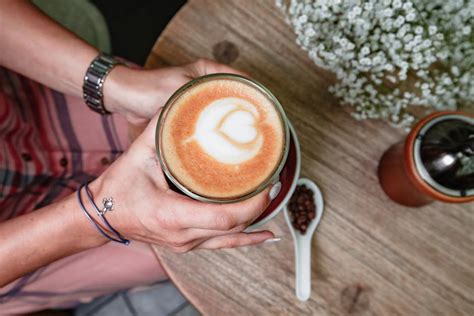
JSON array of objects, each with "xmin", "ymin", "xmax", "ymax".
[{"xmin": 378, "ymin": 111, "xmax": 474, "ymax": 207}]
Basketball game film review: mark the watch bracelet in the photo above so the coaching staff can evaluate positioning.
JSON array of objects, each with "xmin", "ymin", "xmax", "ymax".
[{"xmin": 83, "ymin": 53, "xmax": 121, "ymax": 115}]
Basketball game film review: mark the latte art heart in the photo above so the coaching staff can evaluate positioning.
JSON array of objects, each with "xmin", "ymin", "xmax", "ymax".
[
  {"xmin": 193, "ymin": 98, "xmax": 263, "ymax": 164},
  {"xmin": 219, "ymin": 110, "xmax": 257, "ymax": 144},
  {"xmin": 161, "ymin": 77, "xmax": 285, "ymax": 199}
]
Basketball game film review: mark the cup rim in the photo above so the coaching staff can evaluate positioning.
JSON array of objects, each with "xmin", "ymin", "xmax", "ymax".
[
  {"xmin": 155, "ymin": 73, "xmax": 290, "ymax": 203},
  {"xmin": 246, "ymin": 121, "xmax": 301, "ymax": 230},
  {"xmin": 404, "ymin": 111, "xmax": 474, "ymax": 202}
]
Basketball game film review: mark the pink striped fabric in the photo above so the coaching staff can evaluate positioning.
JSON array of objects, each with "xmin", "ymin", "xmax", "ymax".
[
  {"xmin": 0, "ymin": 66, "xmax": 129, "ymax": 221},
  {"xmin": 0, "ymin": 67, "xmax": 168, "ymax": 313}
]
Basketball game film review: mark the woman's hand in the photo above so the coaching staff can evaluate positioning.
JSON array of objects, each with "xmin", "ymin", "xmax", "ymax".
[
  {"xmin": 88, "ymin": 114, "xmax": 275, "ymax": 253},
  {"xmin": 104, "ymin": 59, "xmax": 246, "ymax": 127}
]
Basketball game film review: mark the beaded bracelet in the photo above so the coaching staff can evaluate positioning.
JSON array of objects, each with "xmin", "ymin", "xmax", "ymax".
[{"xmin": 77, "ymin": 183, "xmax": 130, "ymax": 245}]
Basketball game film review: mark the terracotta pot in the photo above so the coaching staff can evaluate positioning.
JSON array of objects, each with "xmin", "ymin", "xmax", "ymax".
[{"xmin": 378, "ymin": 111, "xmax": 474, "ymax": 207}]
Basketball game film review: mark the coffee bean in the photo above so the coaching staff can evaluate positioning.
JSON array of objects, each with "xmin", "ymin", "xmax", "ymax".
[
  {"xmin": 288, "ymin": 184, "xmax": 317, "ymax": 235},
  {"xmin": 297, "ymin": 216, "xmax": 306, "ymax": 224}
]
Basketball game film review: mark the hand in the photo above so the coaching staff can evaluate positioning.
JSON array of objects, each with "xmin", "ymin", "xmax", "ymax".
[
  {"xmin": 104, "ymin": 59, "xmax": 247, "ymax": 127},
  {"xmin": 87, "ymin": 114, "xmax": 275, "ymax": 253}
]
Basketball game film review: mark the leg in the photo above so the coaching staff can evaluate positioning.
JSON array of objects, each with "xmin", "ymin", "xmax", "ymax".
[{"xmin": 0, "ymin": 241, "xmax": 167, "ymax": 314}]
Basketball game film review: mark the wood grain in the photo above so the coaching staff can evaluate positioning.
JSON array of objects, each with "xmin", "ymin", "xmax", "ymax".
[{"xmin": 145, "ymin": 0, "xmax": 474, "ymax": 315}]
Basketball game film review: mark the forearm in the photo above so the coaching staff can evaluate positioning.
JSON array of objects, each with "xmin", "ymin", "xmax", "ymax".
[
  {"xmin": 0, "ymin": 0, "xmax": 98, "ymax": 98},
  {"xmin": 0, "ymin": 186, "xmax": 106, "ymax": 287},
  {"xmin": 0, "ymin": 0, "xmax": 150, "ymax": 118}
]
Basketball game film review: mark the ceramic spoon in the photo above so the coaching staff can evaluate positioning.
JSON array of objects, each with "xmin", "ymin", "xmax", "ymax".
[{"xmin": 284, "ymin": 178, "xmax": 324, "ymax": 301}]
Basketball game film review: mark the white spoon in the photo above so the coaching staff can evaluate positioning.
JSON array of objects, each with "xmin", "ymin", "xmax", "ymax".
[{"xmin": 284, "ymin": 178, "xmax": 324, "ymax": 301}]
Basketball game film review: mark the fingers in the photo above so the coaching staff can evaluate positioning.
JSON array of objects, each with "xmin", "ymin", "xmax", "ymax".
[
  {"xmin": 195, "ymin": 231, "xmax": 274, "ymax": 250},
  {"xmin": 188, "ymin": 58, "xmax": 250, "ymax": 78},
  {"xmin": 174, "ymin": 187, "xmax": 272, "ymax": 230},
  {"xmin": 167, "ymin": 230, "xmax": 275, "ymax": 253},
  {"xmin": 181, "ymin": 223, "xmax": 247, "ymax": 241}
]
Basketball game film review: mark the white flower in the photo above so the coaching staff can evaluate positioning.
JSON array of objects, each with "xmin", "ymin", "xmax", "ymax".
[
  {"xmin": 392, "ymin": 0, "xmax": 402, "ymax": 9},
  {"xmin": 451, "ymin": 66, "xmax": 460, "ymax": 76},
  {"xmin": 361, "ymin": 46, "xmax": 370, "ymax": 55},
  {"xmin": 406, "ymin": 12, "xmax": 417, "ymax": 22},
  {"xmin": 360, "ymin": 57, "xmax": 372, "ymax": 65},
  {"xmin": 402, "ymin": 2, "xmax": 413, "ymax": 10},
  {"xmin": 278, "ymin": 0, "xmax": 474, "ymax": 128},
  {"xmin": 462, "ymin": 26, "xmax": 471, "ymax": 35},
  {"xmin": 353, "ymin": 6, "xmax": 362, "ymax": 15},
  {"xmin": 384, "ymin": 8, "xmax": 394, "ymax": 17},
  {"xmin": 403, "ymin": 33, "xmax": 414, "ymax": 43},
  {"xmin": 443, "ymin": 77, "xmax": 453, "ymax": 85},
  {"xmin": 421, "ymin": 39, "xmax": 432, "ymax": 48},
  {"xmin": 298, "ymin": 15, "xmax": 308, "ymax": 23},
  {"xmin": 394, "ymin": 16, "xmax": 405, "ymax": 27}
]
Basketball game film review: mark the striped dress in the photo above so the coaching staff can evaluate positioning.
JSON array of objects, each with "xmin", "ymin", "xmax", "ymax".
[
  {"xmin": 0, "ymin": 67, "xmax": 166, "ymax": 313},
  {"xmin": 0, "ymin": 66, "xmax": 129, "ymax": 221}
]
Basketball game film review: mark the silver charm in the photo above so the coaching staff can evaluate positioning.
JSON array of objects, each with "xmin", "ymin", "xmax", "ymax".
[{"xmin": 99, "ymin": 197, "xmax": 114, "ymax": 215}]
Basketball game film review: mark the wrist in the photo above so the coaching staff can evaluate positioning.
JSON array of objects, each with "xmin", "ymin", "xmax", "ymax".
[
  {"xmin": 60, "ymin": 191, "xmax": 107, "ymax": 250},
  {"xmin": 103, "ymin": 64, "xmax": 131, "ymax": 115},
  {"xmin": 103, "ymin": 66, "xmax": 163, "ymax": 124},
  {"xmin": 79, "ymin": 172, "xmax": 133, "ymax": 244},
  {"xmin": 72, "ymin": 178, "xmax": 112, "ymax": 248},
  {"xmin": 103, "ymin": 66, "xmax": 150, "ymax": 119}
]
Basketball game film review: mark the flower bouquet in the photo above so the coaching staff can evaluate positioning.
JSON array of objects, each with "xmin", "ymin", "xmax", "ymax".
[{"xmin": 277, "ymin": 0, "xmax": 474, "ymax": 129}]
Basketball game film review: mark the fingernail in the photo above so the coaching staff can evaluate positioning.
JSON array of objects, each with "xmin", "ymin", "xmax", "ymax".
[
  {"xmin": 263, "ymin": 237, "xmax": 282, "ymax": 244},
  {"xmin": 269, "ymin": 181, "xmax": 282, "ymax": 200}
]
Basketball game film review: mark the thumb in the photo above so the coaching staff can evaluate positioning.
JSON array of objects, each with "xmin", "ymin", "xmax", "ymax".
[
  {"xmin": 188, "ymin": 58, "xmax": 250, "ymax": 78},
  {"xmin": 134, "ymin": 110, "xmax": 161, "ymax": 146}
]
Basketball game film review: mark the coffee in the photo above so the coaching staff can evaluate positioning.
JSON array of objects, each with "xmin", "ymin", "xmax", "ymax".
[{"xmin": 159, "ymin": 75, "xmax": 287, "ymax": 200}]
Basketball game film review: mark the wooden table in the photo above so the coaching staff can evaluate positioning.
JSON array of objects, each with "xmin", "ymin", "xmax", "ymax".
[{"xmin": 145, "ymin": 1, "xmax": 474, "ymax": 315}]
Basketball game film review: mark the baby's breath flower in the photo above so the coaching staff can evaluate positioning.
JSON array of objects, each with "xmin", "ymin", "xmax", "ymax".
[{"xmin": 278, "ymin": 0, "xmax": 474, "ymax": 128}]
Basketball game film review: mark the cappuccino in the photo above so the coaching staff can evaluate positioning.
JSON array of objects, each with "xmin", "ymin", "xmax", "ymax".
[{"xmin": 158, "ymin": 75, "xmax": 287, "ymax": 200}]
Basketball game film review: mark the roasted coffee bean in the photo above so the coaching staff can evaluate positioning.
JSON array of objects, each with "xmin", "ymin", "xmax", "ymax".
[
  {"xmin": 297, "ymin": 216, "xmax": 306, "ymax": 224},
  {"xmin": 288, "ymin": 184, "xmax": 317, "ymax": 235}
]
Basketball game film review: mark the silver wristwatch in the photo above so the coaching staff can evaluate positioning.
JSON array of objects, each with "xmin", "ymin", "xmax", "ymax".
[{"xmin": 83, "ymin": 53, "xmax": 121, "ymax": 114}]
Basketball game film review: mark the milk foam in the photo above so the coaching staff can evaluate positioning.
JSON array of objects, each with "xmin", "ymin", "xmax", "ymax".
[
  {"xmin": 161, "ymin": 77, "xmax": 286, "ymax": 199},
  {"xmin": 192, "ymin": 97, "xmax": 263, "ymax": 164}
]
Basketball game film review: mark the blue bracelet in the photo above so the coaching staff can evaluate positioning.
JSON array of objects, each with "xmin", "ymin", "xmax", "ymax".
[
  {"xmin": 77, "ymin": 184, "xmax": 130, "ymax": 245},
  {"xmin": 84, "ymin": 182, "xmax": 130, "ymax": 245}
]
